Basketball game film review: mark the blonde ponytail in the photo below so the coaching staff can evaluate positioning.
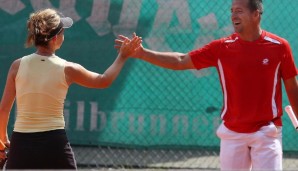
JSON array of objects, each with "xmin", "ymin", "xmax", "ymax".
[{"xmin": 25, "ymin": 8, "xmax": 60, "ymax": 48}]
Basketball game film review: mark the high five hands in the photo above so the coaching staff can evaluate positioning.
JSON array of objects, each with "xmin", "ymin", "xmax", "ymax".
[{"xmin": 115, "ymin": 33, "xmax": 143, "ymax": 58}]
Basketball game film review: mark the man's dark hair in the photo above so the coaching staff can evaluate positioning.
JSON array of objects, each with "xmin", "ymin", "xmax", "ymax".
[{"xmin": 248, "ymin": 0, "xmax": 263, "ymax": 14}]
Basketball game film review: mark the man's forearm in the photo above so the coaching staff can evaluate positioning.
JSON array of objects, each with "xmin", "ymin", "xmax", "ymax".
[{"xmin": 135, "ymin": 48, "xmax": 188, "ymax": 70}]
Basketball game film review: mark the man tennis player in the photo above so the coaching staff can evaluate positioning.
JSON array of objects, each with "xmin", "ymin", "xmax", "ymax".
[{"xmin": 115, "ymin": 0, "xmax": 298, "ymax": 170}]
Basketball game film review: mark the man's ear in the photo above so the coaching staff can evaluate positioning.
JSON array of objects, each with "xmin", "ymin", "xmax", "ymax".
[
  {"xmin": 255, "ymin": 10, "xmax": 262, "ymax": 18},
  {"xmin": 253, "ymin": 10, "xmax": 261, "ymax": 22}
]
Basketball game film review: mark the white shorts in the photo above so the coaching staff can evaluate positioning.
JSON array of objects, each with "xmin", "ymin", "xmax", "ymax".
[{"xmin": 216, "ymin": 122, "xmax": 282, "ymax": 171}]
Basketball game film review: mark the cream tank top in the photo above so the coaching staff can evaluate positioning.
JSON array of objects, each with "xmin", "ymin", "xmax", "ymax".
[{"xmin": 14, "ymin": 53, "xmax": 69, "ymax": 132}]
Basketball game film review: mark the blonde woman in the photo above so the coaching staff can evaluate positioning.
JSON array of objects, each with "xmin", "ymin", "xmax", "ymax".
[{"xmin": 0, "ymin": 8, "xmax": 141, "ymax": 169}]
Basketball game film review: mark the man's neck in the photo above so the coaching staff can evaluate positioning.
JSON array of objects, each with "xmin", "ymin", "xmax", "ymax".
[{"xmin": 238, "ymin": 28, "xmax": 262, "ymax": 42}]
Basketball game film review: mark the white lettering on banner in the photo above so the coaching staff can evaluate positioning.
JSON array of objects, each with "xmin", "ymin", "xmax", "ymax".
[
  {"xmin": 194, "ymin": 13, "xmax": 218, "ymax": 49},
  {"xmin": 150, "ymin": 115, "xmax": 166, "ymax": 135},
  {"xmin": 173, "ymin": 115, "xmax": 188, "ymax": 135},
  {"xmin": 153, "ymin": 0, "xmax": 191, "ymax": 33},
  {"xmin": 76, "ymin": 101, "xmax": 85, "ymax": 131},
  {"xmin": 30, "ymin": 0, "xmax": 81, "ymax": 21},
  {"xmin": 0, "ymin": 0, "xmax": 25, "ymax": 15},
  {"xmin": 111, "ymin": 112, "xmax": 125, "ymax": 133},
  {"xmin": 199, "ymin": 13, "xmax": 218, "ymax": 32},
  {"xmin": 64, "ymin": 101, "xmax": 220, "ymax": 136},
  {"xmin": 90, "ymin": 102, "xmax": 107, "ymax": 131},
  {"xmin": 112, "ymin": 0, "xmax": 142, "ymax": 37},
  {"xmin": 64, "ymin": 100, "xmax": 71, "ymax": 129},
  {"xmin": 59, "ymin": 0, "xmax": 81, "ymax": 21},
  {"xmin": 86, "ymin": 0, "xmax": 112, "ymax": 36},
  {"xmin": 0, "ymin": 0, "xmax": 230, "ymax": 46},
  {"xmin": 145, "ymin": 0, "xmax": 191, "ymax": 51},
  {"xmin": 10, "ymin": 100, "xmax": 219, "ymax": 136},
  {"xmin": 0, "ymin": 0, "xmax": 194, "ymax": 40},
  {"xmin": 129, "ymin": 114, "xmax": 145, "ymax": 134},
  {"xmin": 87, "ymin": 0, "xmax": 142, "ymax": 36}
]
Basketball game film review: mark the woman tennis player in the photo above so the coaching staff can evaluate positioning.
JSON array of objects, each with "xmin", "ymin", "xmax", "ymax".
[{"xmin": 0, "ymin": 8, "xmax": 141, "ymax": 169}]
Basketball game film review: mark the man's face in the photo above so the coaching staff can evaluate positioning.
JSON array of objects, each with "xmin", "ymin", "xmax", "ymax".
[{"xmin": 231, "ymin": 0, "xmax": 257, "ymax": 34}]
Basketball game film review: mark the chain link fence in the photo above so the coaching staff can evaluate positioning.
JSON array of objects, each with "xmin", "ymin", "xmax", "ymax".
[{"xmin": 1, "ymin": 0, "xmax": 298, "ymax": 170}]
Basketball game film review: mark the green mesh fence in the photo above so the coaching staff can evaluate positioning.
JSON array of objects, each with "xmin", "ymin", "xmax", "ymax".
[{"xmin": 0, "ymin": 0, "xmax": 298, "ymax": 170}]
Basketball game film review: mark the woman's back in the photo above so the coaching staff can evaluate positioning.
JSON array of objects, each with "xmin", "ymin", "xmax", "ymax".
[{"xmin": 14, "ymin": 53, "xmax": 68, "ymax": 133}]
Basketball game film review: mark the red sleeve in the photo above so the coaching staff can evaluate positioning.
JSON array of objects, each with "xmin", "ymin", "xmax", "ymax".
[
  {"xmin": 189, "ymin": 39, "xmax": 221, "ymax": 70},
  {"xmin": 280, "ymin": 41, "xmax": 298, "ymax": 80}
]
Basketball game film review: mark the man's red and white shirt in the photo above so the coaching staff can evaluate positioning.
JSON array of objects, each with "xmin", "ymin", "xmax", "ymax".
[{"xmin": 189, "ymin": 30, "xmax": 298, "ymax": 133}]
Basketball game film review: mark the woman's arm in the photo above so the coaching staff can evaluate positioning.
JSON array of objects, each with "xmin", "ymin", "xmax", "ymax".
[
  {"xmin": 65, "ymin": 36, "xmax": 142, "ymax": 88},
  {"xmin": 0, "ymin": 59, "xmax": 20, "ymax": 147}
]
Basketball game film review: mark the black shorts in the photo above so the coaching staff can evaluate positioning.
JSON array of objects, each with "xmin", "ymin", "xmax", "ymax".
[{"xmin": 6, "ymin": 129, "xmax": 77, "ymax": 170}]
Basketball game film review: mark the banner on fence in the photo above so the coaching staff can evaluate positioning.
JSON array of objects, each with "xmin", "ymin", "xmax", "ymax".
[{"xmin": 1, "ymin": 0, "xmax": 298, "ymax": 151}]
